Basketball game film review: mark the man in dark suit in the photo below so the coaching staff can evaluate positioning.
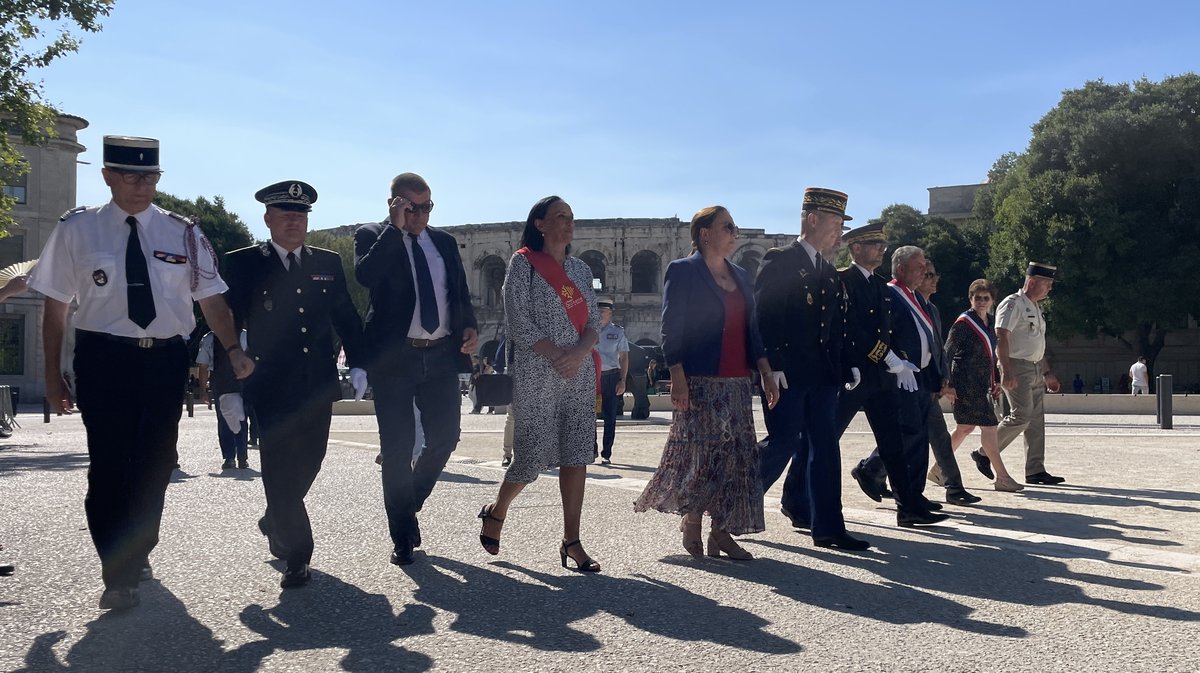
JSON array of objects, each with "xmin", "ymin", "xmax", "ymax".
[
  {"xmin": 840, "ymin": 227, "xmax": 949, "ymax": 526},
  {"xmin": 353, "ymin": 172, "xmax": 478, "ymax": 566},
  {"xmin": 224, "ymin": 180, "xmax": 366, "ymax": 589},
  {"xmin": 852, "ymin": 245, "xmax": 956, "ymax": 523},
  {"xmin": 755, "ymin": 187, "xmax": 869, "ymax": 551}
]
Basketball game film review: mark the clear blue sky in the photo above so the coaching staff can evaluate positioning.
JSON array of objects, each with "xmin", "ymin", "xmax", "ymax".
[{"xmin": 37, "ymin": 0, "xmax": 1199, "ymax": 240}]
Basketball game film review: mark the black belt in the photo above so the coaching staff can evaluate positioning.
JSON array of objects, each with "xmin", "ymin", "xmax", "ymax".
[
  {"xmin": 406, "ymin": 336, "xmax": 448, "ymax": 348},
  {"xmin": 78, "ymin": 329, "xmax": 184, "ymax": 349}
]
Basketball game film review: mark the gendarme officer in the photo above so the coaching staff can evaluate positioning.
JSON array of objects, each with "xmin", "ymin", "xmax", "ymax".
[
  {"xmin": 223, "ymin": 180, "xmax": 365, "ymax": 589},
  {"xmin": 31, "ymin": 136, "xmax": 253, "ymax": 610}
]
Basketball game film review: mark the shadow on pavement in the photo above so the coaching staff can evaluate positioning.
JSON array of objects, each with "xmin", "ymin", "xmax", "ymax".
[
  {"xmin": 1024, "ymin": 484, "xmax": 1200, "ymax": 511},
  {"xmin": 952, "ymin": 503, "xmax": 1181, "ymax": 546},
  {"xmin": 403, "ymin": 556, "xmax": 801, "ymax": 655},
  {"xmin": 0, "ymin": 449, "xmax": 88, "ymax": 476}
]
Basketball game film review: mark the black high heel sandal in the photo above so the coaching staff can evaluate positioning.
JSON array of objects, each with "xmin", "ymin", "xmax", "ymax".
[
  {"xmin": 477, "ymin": 504, "xmax": 504, "ymax": 555},
  {"xmin": 559, "ymin": 539, "xmax": 601, "ymax": 572}
]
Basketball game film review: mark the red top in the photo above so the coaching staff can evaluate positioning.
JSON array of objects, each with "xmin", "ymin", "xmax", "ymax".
[{"xmin": 717, "ymin": 288, "xmax": 750, "ymax": 377}]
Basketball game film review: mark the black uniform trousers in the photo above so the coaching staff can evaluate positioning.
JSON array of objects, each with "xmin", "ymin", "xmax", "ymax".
[
  {"xmin": 843, "ymin": 382, "xmax": 926, "ymax": 513},
  {"xmin": 758, "ymin": 383, "xmax": 846, "ymax": 539},
  {"xmin": 73, "ymin": 330, "xmax": 188, "ymax": 589},
  {"xmin": 599, "ymin": 368, "xmax": 622, "ymax": 459},
  {"xmin": 371, "ymin": 342, "xmax": 462, "ymax": 549},
  {"xmin": 859, "ymin": 386, "xmax": 932, "ymax": 506},
  {"xmin": 256, "ymin": 396, "xmax": 333, "ymax": 570}
]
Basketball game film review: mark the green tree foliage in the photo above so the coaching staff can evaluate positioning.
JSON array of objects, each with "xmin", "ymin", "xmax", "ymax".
[
  {"xmin": 873, "ymin": 203, "xmax": 991, "ymax": 336},
  {"xmin": 1, "ymin": 0, "xmax": 113, "ymax": 231},
  {"xmin": 306, "ymin": 229, "xmax": 369, "ymax": 319},
  {"xmin": 981, "ymin": 75, "xmax": 1200, "ymax": 373},
  {"xmin": 154, "ymin": 192, "xmax": 254, "ymax": 271}
]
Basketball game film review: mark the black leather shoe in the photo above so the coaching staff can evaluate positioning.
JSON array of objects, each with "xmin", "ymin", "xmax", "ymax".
[
  {"xmin": 0, "ymin": 563, "xmax": 15, "ymax": 576},
  {"xmin": 898, "ymin": 510, "xmax": 950, "ymax": 527},
  {"xmin": 98, "ymin": 587, "xmax": 140, "ymax": 610},
  {"xmin": 139, "ymin": 564, "xmax": 154, "ymax": 582},
  {"xmin": 780, "ymin": 506, "xmax": 810, "ymax": 530},
  {"xmin": 237, "ymin": 459, "xmax": 249, "ymax": 469},
  {"xmin": 970, "ymin": 450, "xmax": 994, "ymax": 480},
  {"xmin": 917, "ymin": 495, "xmax": 943, "ymax": 511},
  {"xmin": 221, "ymin": 459, "xmax": 235, "ymax": 470},
  {"xmin": 1026, "ymin": 471, "xmax": 1066, "ymax": 485},
  {"xmin": 390, "ymin": 545, "xmax": 415, "ymax": 566},
  {"xmin": 280, "ymin": 564, "xmax": 310, "ymax": 589},
  {"xmin": 258, "ymin": 517, "xmax": 287, "ymax": 560},
  {"xmin": 813, "ymin": 532, "xmax": 871, "ymax": 551},
  {"xmin": 851, "ymin": 465, "xmax": 883, "ymax": 503},
  {"xmin": 946, "ymin": 489, "xmax": 982, "ymax": 505}
]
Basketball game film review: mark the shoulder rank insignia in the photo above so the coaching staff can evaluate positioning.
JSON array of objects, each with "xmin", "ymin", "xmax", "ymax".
[
  {"xmin": 59, "ymin": 206, "xmax": 86, "ymax": 221},
  {"xmin": 165, "ymin": 210, "xmax": 194, "ymax": 225}
]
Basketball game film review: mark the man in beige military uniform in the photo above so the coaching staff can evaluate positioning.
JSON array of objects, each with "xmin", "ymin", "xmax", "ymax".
[{"xmin": 970, "ymin": 262, "xmax": 1064, "ymax": 486}]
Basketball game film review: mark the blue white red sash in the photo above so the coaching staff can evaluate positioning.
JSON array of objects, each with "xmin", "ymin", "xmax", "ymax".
[
  {"xmin": 888, "ymin": 280, "xmax": 935, "ymax": 334},
  {"xmin": 955, "ymin": 310, "xmax": 997, "ymax": 387}
]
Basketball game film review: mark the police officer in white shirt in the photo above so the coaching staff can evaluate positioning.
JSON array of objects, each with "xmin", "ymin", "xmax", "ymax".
[
  {"xmin": 30, "ymin": 136, "xmax": 253, "ymax": 611},
  {"xmin": 969, "ymin": 262, "xmax": 1064, "ymax": 486}
]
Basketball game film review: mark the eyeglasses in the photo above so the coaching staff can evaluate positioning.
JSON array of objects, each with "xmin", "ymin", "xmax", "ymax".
[
  {"xmin": 722, "ymin": 222, "xmax": 738, "ymax": 234},
  {"xmin": 113, "ymin": 170, "xmax": 162, "ymax": 186},
  {"xmin": 859, "ymin": 240, "xmax": 888, "ymax": 250},
  {"xmin": 407, "ymin": 201, "xmax": 435, "ymax": 214}
]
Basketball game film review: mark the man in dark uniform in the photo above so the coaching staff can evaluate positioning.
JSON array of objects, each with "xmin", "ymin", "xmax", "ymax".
[
  {"xmin": 755, "ymin": 187, "xmax": 869, "ymax": 551},
  {"xmin": 354, "ymin": 172, "xmax": 477, "ymax": 567},
  {"xmin": 31, "ymin": 136, "xmax": 253, "ymax": 610},
  {"xmin": 224, "ymin": 180, "xmax": 365, "ymax": 589},
  {"xmin": 839, "ymin": 225, "xmax": 949, "ymax": 525}
]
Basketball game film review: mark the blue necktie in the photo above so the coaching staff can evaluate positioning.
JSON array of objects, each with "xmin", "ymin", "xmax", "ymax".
[{"xmin": 409, "ymin": 233, "xmax": 439, "ymax": 334}]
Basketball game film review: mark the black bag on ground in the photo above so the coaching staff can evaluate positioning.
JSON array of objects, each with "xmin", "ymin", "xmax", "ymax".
[{"xmin": 473, "ymin": 374, "xmax": 513, "ymax": 407}]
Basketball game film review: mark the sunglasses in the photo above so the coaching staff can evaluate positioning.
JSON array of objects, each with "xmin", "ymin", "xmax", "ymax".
[{"xmin": 406, "ymin": 201, "xmax": 435, "ymax": 214}]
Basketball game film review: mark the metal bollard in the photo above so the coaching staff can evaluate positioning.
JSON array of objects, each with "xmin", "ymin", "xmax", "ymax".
[
  {"xmin": 43, "ymin": 397, "xmax": 50, "ymax": 423},
  {"xmin": 1157, "ymin": 374, "xmax": 1173, "ymax": 430},
  {"xmin": 186, "ymin": 390, "xmax": 194, "ymax": 418}
]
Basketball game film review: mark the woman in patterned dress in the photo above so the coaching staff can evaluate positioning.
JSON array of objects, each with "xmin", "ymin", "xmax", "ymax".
[
  {"xmin": 634, "ymin": 206, "xmax": 779, "ymax": 559},
  {"xmin": 477, "ymin": 196, "xmax": 602, "ymax": 571},
  {"xmin": 945, "ymin": 279, "xmax": 1023, "ymax": 492}
]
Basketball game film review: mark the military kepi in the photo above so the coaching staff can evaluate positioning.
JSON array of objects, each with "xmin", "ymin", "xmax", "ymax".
[
  {"xmin": 843, "ymin": 220, "xmax": 885, "ymax": 244},
  {"xmin": 103, "ymin": 136, "xmax": 160, "ymax": 171},
  {"xmin": 255, "ymin": 181, "xmax": 317, "ymax": 212},
  {"xmin": 802, "ymin": 187, "xmax": 853, "ymax": 221},
  {"xmin": 1026, "ymin": 262, "xmax": 1056, "ymax": 278},
  {"xmin": 597, "ymin": 298, "xmax": 614, "ymax": 309}
]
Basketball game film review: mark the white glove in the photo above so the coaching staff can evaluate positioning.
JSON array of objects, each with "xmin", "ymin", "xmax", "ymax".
[
  {"xmin": 884, "ymin": 350, "xmax": 913, "ymax": 374},
  {"xmin": 895, "ymin": 368, "xmax": 918, "ymax": 392},
  {"xmin": 218, "ymin": 393, "xmax": 245, "ymax": 432},
  {"xmin": 767, "ymin": 371, "xmax": 788, "ymax": 391},
  {"xmin": 846, "ymin": 367, "xmax": 861, "ymax": 391},
  {"xmin": 351, "ymin": 368, "xmax": 368, "ymax": 401}
]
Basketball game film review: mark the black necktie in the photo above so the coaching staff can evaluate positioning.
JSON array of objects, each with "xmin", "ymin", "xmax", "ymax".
[
  {"xmin": 287, "ymin": 251, "xmax": 301, "ymax": 278},
  {"xmin": 408, "ymin": 233, "xmax": 439, "ymax": 333},
  {"xmin": 125, "ymin": 216, "xmax": 156, "ymax": 329}
]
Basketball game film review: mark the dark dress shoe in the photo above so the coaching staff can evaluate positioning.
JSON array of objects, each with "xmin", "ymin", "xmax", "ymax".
[
  {"xmin": 916, "ymin": 496, "xmax": 943, "ymax": 511},
  {"xmin": 280, "ymin": 564, "xmax": 310, "ymax": 589},
  {"xmin": 238, "ymin": 459, "xmax": 249, "ymax": 469},
  {"xmin": 390, "ymin": 545, "xmax": 415, "ymax": 566},
  {"xmin": 98, "ymin": 587, "xmax": 140, "ymax": 610},
  {"xmin": 946, "ymin": 489, "xmax": 982, "ymax": 505},
  {"xmin": 970, "ymin": 450, "xmax": 994, "ymax": 479},
  {"xmin": 0, "ymin": 563, "xmax": 15, "ymax": 576},
  {"xmin": 221, "ymin": 459, "xmax": 235, "ymax": 470},
  {"xmin": 780, "ymin": 506, "xmax": 811, "ymax": 530},
  {"xmin": 501, "ymin": 457, "xmax": 512, "ymax": 467},
  {"xmin": 851, "ymin": 465, "xmax": 883, "ymax": 502},
  {"xmin": 1026, "ymin": 471, "xmax": 1066, "ymax": 485},
  {"xmin": 258, "ymin": 517, "xmax": 287, "ymax": 560},
  {"xmin": 898, "ymin": 510, "xmax": 950, "ymax": 527},
  {"xmin": 813, "ymin": 532, "xmax": 872, "ymax": 551},
  {"xmin": 139, "ymin": 564, "xmax": 154, "ymax": 582}
]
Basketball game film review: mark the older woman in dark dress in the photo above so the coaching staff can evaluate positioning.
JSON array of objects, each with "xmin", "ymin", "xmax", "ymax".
[
  {"xmin": 945, "ymin": 279, "xmax": 1022, "ymax": 492},
  {"xmin": 634, "ymin": 206, "xmax": 779, "ymax": 560}
]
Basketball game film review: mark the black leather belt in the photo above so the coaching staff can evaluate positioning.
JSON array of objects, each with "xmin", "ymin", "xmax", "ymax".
[
  {"xmin": 78, "ymin": 329, "xmax": 184, "ymax": 349},
  {"xmin": 406, "ymin": 336, "xmax": 448, "ymax": 348}
]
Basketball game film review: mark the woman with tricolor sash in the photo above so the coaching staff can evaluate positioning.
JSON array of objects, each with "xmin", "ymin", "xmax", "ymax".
[{"xmin": 946, "ymin": 279, "xmax": 1023, "ymax": 492}]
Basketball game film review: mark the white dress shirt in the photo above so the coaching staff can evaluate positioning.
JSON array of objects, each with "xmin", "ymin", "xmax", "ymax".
[{"xmin": 402, "ymin": 229, "xmax": 451, "ymax": 339}]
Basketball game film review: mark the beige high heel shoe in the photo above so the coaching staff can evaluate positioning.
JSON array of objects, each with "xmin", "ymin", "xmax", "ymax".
[
  {"xmin": 707, "ymin": 528, "xmax": 754, "ymax": 560},
  {"xmin": 680, "ymin": 516, "xmax": 704, "ymax": 558}
]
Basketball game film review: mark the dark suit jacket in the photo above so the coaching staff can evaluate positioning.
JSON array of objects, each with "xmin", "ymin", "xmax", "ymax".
[
  {"xmin": 224, "ymin": 243, "xmax": 364, "ymax": 412},
  {"xmin": 660, "ymin": 252, "xmax": 765, "ymax": 377},
  {"xmin": 840, "ymin": 265, "xmax": 895, "ymax": 391},
  {"xmin": 888, "ymin": 284, "xmax": 945, "ymax": 391},
  {"xmin": 754, "ymin": 241, "xmax": 849, "ymax": 386},
  {"xmin": 353, "ymin": 222, "xmax": 477, "ymax": 372}
]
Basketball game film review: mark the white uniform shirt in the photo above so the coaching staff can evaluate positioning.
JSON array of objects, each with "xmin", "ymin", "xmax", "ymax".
[
  {"xmin": 402, "ymin": 229, "xmax": 451, "ymax": 339},
  {"xmin": 29, "ymin": 201, "xmax": 227, "ymax": 339},
  {"xmin": 995, "ymin": 288, "xmax": 1047, "ymax": 363}
]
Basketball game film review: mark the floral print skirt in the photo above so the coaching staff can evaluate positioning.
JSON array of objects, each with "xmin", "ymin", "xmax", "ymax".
[{"xmin": 634, "ymin": 376, "xmax": 765, "ymax": 535}]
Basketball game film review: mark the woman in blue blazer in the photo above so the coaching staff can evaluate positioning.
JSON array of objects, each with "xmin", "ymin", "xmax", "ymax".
[{"xmin": 635, "ymin": 206, "xmax": 779, "ymax": 559}]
